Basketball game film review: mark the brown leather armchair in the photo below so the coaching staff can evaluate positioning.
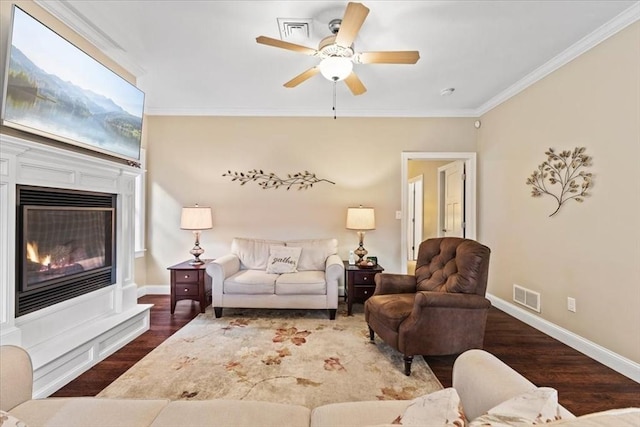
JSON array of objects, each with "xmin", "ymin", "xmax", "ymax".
[{"xmin": 364, "ymin": 237, "xmax": 491, "ymax": 375}]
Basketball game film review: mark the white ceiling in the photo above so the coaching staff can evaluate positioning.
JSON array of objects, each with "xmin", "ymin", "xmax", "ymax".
[{"xmin": 36, "ymin": 1, "xmax": 639, "ymax": 117}]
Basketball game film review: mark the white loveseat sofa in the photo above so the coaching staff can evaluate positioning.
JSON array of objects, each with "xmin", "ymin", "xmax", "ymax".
[{"xmin": 205, "ymin": 238, "xmax": 343, "ymax": 319}]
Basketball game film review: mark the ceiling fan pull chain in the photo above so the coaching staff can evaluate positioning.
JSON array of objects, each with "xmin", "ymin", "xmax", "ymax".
[{"xmin": 333, "ymin": 81, "xmax": 337, "ymax": 120}]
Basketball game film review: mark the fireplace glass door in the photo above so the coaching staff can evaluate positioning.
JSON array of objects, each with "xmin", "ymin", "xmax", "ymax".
[{"xmin": 23, "ymin": 206, "xmax": 113, "ymax": 290}]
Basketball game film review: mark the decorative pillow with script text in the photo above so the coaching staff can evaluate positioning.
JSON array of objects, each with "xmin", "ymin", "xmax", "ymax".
[{"xmin": 266, "ymin": 246, "xmax": 302, "ymax": 274}]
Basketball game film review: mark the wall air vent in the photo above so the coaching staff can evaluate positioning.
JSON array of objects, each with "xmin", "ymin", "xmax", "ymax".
[
  {"xmin": 513, "ymin": 284, "xmax": 541, "ymax": 313},
  {"xmin": 277, "ymin": 18, "xmax": 313, "ymax": 41}
]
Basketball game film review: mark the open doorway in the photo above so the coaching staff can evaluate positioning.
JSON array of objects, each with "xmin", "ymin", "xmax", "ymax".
[{"xmin": 400, "ymin": 152, "xmax": 477, "ymax": 274}]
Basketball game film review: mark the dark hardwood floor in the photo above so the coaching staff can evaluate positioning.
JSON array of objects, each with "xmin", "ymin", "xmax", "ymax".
[{"xmin": 54, "ymin": 295, "xmax": 640, "ymax": 416}]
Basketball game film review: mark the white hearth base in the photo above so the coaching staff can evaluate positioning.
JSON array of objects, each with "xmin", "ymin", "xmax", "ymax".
[{"xmin": 0, "ymin": 133, "xmax": 151, "ymax": 397}]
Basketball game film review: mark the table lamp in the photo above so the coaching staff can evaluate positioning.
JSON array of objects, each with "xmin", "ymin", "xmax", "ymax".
[
  {"xmin": 346, "ymin": 205, "xmax": 375, "ymax": 263},
  {"xmin": 180, "ymin": 204, "xmax": 213, "ymax": 265}
]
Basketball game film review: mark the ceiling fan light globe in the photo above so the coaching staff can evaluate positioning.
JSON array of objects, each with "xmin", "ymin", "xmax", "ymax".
[{"xmin": 319, "ymin": 57, "xmax": 353, "ymax": 82}]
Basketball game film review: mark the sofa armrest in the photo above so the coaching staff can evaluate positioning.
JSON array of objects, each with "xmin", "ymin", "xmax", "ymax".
[
  {"xmin": 324, "ymin": 254, "xmax": 343, "ymax": 310},
  {"xmin": 373, "ymin": 273, "xmax": 417, "ymax": 295},
  {"xmin": 206, "ymin": 255, "xmax": 240, "ymax": 304},
  {"xmin": 414, "ymin": 291, "xmax": 491, "ymax": 310},
  {"xmin": 453, "ymin": 349, "xmax": 575, "ymax": 420},
  {"xmin": 324, "ymin": 254, "xmax": 343, "ymax": 281},
  {"xmin": 0, "ymin": 345, "xmax": 33, "ymax": 411}
]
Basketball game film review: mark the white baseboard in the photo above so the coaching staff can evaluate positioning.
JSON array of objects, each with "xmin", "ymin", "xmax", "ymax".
[
  {"xmin": 487, "ymin": 293, "xmax": 640, "ymax": 383},
  {"xmin": 137, "ymin": 285, "xmax": 170, "ymax": 297}
]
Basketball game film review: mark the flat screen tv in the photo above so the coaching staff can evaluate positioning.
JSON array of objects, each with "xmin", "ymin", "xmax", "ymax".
[{"xmin": 1, "ymin": 6, "xmax": 145, "ymax": 162}]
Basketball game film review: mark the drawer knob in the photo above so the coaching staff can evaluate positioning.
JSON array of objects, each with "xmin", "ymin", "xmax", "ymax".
[
  {"xmin": 184, "ymin": 288, "xmax": 188, "ymax": 292},
  {"xmin": 364, "ymin": 290, "xmax": 368, "ymax": 295},
  {"xmin": 184, "ymin": 275, "xmax": 189, "ymax": 279},
  {"xmin": 363, "ymin": 276, "xmax": 368, "ymax": 281}
]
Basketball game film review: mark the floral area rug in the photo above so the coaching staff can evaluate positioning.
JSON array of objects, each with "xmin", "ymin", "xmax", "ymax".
[{"xmin": 97, "ymin": 304, "xmax": 442, "ymax": 408}]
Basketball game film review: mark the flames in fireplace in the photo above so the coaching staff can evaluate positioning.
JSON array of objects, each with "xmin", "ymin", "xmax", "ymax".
[{"xmin": 26, "ymin": 242, "xmax": 51, "ymax": 269}]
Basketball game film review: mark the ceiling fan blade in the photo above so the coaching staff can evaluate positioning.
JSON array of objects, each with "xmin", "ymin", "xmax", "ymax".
[
  {"xmin": 284, "ymin": 67, "xmax": 320, "ymax": 88},
  {"xmin": 358, "ymin": 51, "xmax": 420, "ymax": 64},
  {"xmin": 335, "ymin": 2, "xmax": 370, "ymax": 48},
  {"xmin": 256, "ymin": 36, "xmax": 318, "ymax": 56},
  {"xmin": 344, "ymin": 71, "xmax": 367, "ymax": 96}
]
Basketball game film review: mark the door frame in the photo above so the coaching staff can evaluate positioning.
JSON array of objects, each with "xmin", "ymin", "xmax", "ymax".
[
  {"xmin": 400, "ymin": 152, "xmax": 477, "ymax": 274},
  {"xmin": 407, "ymin": 174, "xmax": 424, "ymax": 260}
]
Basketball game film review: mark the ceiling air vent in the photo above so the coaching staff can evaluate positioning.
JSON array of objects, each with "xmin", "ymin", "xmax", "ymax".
[{"xmin": 277, "ymin": 18, "xmax": 313, "ymax": 41}]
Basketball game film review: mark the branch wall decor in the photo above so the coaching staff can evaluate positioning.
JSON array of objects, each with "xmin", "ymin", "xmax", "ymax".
[
  {"xmin": 526, "ymin": 147, "xmax": 593, "ymax": 217},
  {"xmin": 223, "ymin": 169, "xmax": 335, "ymax": 190}
]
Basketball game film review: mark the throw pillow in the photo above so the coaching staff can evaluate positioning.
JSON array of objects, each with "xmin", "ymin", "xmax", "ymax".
[
  {"xmin": 0, "ymin": 410, "xmax": 28, "ymax": 427},
  {"xmin": 469, "ymin": 387, "xmax": 563, "ymax": 426},
  {"xmin": 266, "ymin": 246, "xmax": 302, "ymax": 274},
  {"xmin": 391, "ymin": 388, "xmax": 466, "ymax": 426}
]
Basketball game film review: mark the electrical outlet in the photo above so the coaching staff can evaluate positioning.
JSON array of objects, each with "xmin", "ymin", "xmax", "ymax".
[
  {"xmin": 395, "ymin": 211, "xmax": 402, "ymax": 220},
  {"xmin": 567, "ymin": 297, "xmax": 576, "ymax": 313}
]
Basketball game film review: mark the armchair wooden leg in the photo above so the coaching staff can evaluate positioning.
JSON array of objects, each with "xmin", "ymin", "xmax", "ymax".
[
  {"xmin": 403, "ymin": 356, "xmax": 413, "ymax": 376},
  {"xmin": 214, "ymin": 307, "xmax": 222, "ymax": 318},
  {"xmin": 368, "ymin": 326, "xmax": 375, "ymax": 342},
  {"xmin": 328, "ymin": 309, "xmax": 336, "ymax": 320}
]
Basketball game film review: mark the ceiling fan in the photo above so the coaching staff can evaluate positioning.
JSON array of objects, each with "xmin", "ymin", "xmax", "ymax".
[{"xmin": 256, "ymin": 2, "xmax": 420, "ymax": 96}]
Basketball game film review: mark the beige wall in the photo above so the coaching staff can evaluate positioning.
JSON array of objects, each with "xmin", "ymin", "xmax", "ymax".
[
  {"xmin": 478, "ymin": 22, "xmax": 640, "ymax": 363},
  {"xmin": 144, "ymin": 117, "xmax": 477, "ymax": 285}
]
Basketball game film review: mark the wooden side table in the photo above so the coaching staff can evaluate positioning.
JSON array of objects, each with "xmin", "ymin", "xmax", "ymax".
[
  {"xmin": 168, "ymin": 260, "xmax": 213, "ymax": 314},
  {"xmin": 343, "ymin": 261, "xmax": 384, "ymax": 316}
]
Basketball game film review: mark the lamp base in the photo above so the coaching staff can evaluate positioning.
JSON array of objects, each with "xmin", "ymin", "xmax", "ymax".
[
  {"xmin": 188, "ymin": 257, "xmax": 204, "ymax": 266},
  {"xmin": 354, "ymin": 230, "xmax": 368, "ymax": 263},
  {"xmin": 354, "ymin": 246, "xmax": 368, "ymax": 263},
  {"xmin": 189, "ymin": 231, "xmax": 205, "ymax": 265}
]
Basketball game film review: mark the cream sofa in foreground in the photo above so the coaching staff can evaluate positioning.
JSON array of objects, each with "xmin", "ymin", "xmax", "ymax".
[
  {"xmin": 2, "ymin": 345, "xmax": 638, "ymax": 427},
  {"xmin": 206, "ymin": 238, "xmax": 343, "ymax": 319}
]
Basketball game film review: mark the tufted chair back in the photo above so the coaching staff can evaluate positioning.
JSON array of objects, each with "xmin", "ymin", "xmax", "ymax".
[{"xmin": 415, "ymin": 237, "xmax": 490, "ymax": 296}]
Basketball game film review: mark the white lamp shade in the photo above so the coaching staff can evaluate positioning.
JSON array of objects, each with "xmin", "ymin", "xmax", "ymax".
[
  {"xmin": 319, "ymin": 57, "xmax": 353, "ymax": 82},
  {"xmin": 180, "ymin": 206, "xmax": 213, "ymax": 230},
  {"xmin": 346, "ymin": 206, "xmax": 375, "ymax": 230}
]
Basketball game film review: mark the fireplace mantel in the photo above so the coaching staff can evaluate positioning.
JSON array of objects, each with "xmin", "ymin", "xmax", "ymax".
[{"xmin": 0, "ymin": 133, "xmax": 151, "ymax": 398}]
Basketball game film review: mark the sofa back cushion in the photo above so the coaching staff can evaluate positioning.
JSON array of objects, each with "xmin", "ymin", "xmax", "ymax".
[
  {"xmin": 231, "ymin": 238, "xmax": 284, "ymax": 270},
  {"xmin": 286, "ymin": 238, "xmax": 338, "ymax": 271}
]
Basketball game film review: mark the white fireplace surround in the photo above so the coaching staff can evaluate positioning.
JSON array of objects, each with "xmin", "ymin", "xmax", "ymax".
[{"xmin": 0, "ymin": 133, "xmax": 151, "ymax": 398}]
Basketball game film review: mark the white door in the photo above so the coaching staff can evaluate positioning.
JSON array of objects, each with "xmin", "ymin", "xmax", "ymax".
[
  {"xmin": 438, "ymin": 161, "xmax": 465, "ymax": 238},
  {"xmin": 407, "ymin": 176, "xmax": 423, "ymax": 259}
]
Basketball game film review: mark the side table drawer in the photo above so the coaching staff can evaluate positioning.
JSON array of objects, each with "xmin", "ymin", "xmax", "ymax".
[
  {"xmin": 175, "ymin": 283, "xmax": 199, "ymax": 296},
  {"xmin": 175, "ymin": 270, "xmax": 199, "ymax": 284},
  {"xmin": 353, "ymin": 286, "xmax": 375, "ymax": 300},
  {"xmin": 353, "ymin": 272, "xmax": 376, "ymax": 285}
]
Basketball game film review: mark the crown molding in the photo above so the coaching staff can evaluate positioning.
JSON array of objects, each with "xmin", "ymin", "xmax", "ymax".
[
  {"xmin": 34, "ymin": 0, "xmax": 147, "ymax": 78},
  {"xmin": 475, "ymin": 2, "xmax": 640, "ymax": 116},
  {"xmin": 143, "ymin": 106, "xmax": 479, "ymax": 118}
]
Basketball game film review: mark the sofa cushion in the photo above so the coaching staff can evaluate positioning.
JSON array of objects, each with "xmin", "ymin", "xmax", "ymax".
[
  {"xmin": 286, "ymin": 239, "xmax": 337, "ymax": 271},
  {"xmin": 151, "ymin": 399, "xmax": 311, "ymax": 427},
  {"xmin": 232, "ymin": 238, "xmax": 284, "ymax": 270},
  {"xmin": 310, "ymin": 400, "xmax": 411, "ymax": 427},
  {"xmin": 224, "ymin": 270, "xmax": 277, "ymax": 294},
  {"xmin": 392, "ymin": 388, "xmax": 466, "ymax": 425},
  {"xmin": 275, "ymin": 271, "xmax": 327, "ymax": 295},
  {"xmin": 266, "ymin": 245, "xmax": 302, "ymax": 274},
  {"xmin": 10, "ymin": 398, "xmax": 169, "ymax": 427}
]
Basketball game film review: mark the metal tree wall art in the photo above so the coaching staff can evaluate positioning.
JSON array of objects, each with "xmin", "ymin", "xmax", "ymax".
[
  {"xmin": 526, "ymin": 147, "xmax": 593, "ymax": 217},
  {"xmin": 223, "ymin": 169, "xmax": 335, "ymax": 190}
]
